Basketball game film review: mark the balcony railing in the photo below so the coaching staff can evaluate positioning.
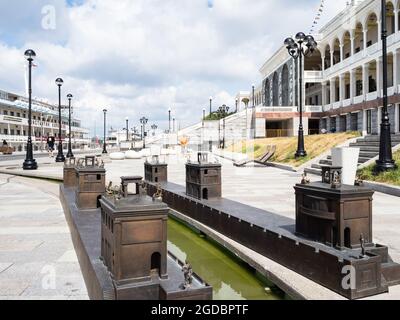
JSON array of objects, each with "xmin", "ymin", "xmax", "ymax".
[
  {"xmin": 353, "ymin": 95, "xmax": 364, "ymax": 104},
  {"xmin": 366, "ymin": 91, "xmax": 378, "ymax": 101},
  {"xmin": 332, "ymin": 101, "xmax": 342, "ymax": 109},
  {"xmin": 343, "ymin": 99, "xmax": 352, "ymax": 107}
]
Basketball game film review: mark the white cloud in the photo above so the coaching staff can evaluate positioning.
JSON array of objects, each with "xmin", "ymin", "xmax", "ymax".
[{"xmin": 0, "ymin": 0, "xmax": 349, "ymax": 134}]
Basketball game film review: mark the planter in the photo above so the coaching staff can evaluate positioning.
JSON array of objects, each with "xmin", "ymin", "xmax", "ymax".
[{"xmin": 331, "ymin": 147, "xmax": 360, "ymax": 185}]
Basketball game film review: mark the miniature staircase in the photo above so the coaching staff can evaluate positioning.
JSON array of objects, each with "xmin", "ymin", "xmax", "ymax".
[{"xmin": 304, "ymin": 134, "xmax": 400, "ymax": 176}]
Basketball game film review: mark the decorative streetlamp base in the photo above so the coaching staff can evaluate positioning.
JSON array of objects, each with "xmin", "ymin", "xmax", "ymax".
[
  {"xmin": 295, "ymin": 150, "xmax": 307, "ymax": 158},
  {"xmin": 295, "ymin": 129, "xmax": 307, "ymax": 158},
  {"xmin": 23, "ymin": 159, "xmax": 38, "ymax": 170},
  {"xmin": 66, "ymin": 151, "xmax": 74, "ymax": 158},
  {"xmin": 102, "ymin": 149, "xmax": 108, "ymax": 154},
  {"xmin": 56, "ymin": 155, "xmax": 66, "ymax": 163},
  {"xmin": 375, "ymin": 160, "xmax": 397, "ymax": 173}
]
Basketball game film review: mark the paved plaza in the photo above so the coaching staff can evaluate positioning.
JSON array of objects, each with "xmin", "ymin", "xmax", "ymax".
[
  {"xmin": 0, "ymin": 173, "xmax": 88, "ymax": 300},
  {"xmin": 0, "ymin": 152, "xmax": 400, "ymax": 299}
]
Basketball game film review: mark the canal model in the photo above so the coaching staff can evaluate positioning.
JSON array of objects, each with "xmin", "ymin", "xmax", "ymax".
[{"xmin": 167, "ymin": 217, "xmax": 287, "ymax": 300}]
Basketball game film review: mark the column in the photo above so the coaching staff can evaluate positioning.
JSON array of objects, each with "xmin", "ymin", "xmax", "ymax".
[
  {"xmin": 362, "ymin": 63, "xmax": 369, "ymax": 97},
  {"xmin": 321, "ymin": 55, "xmax": 325, "ymax": 71},
  {"xmin": 330, "ymin": 80, "xmax": 335, "ymax": 106},
  {"xmin": 350, "ymin": 36, "xmax": 355, "ymax": 56},
  {"xmin": 378, "ymin": 19, "xmax": 382, "ymax": 48},
  {"xmin": 362, "ymin": 109, "xmax": 367, "ymax": 136},
  {"xmin": 376, "ymin": 57, "xmax": 382, "ymax": 97},
  {"xmin": 340, "ymin": 44, "xmax": 344, "ymax": 62},
  {"xmin": 395, "ymin": 10, "xmax": 399, "ymax": 34},
  {"xmin": 321, "ymin": 82, "xmax": 327, "ymax": 106},
  {"xmin": 330, "ymin": 50, "xmax": 334, "ymax": 68},
  {"xmin": 363, "ymin": 29, "xmax": 368, "ymax": 51},
  {"xmin": 394, "ymin": 50, "xmax": 399, "ymax": 92},
  {"xmin": 395, "ymin": 104, "xmax": 399, "ymax": 133},
  {"xmin": 339, "ymin": 74, "xmax": 345, "ymax": 103},
  {"xmin": 350, "ymin": 69, "xmax": 356, "ymax": 102}
]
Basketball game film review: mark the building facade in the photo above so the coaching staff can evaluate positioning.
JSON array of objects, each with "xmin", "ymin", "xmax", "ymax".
[
  {"xmin": 247, "ymin": 0, "xmax": 400, "ymax": 138},
  {"xmin": 0, "ymin": 89, "xmax": 89, "ymax": 151}
]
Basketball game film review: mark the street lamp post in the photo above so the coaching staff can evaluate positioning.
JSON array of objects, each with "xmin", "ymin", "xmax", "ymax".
[
  {"xmin": 168, "ymin": 108, "xmax": 172, "ymax": 133},
  {"xmin": 55, "ymin": 78, "xmax": 65, "ymax": 163},
  {"xmin": 125, "ymin": 117, "xmax": 129, "ymax": 142},
  {"xmin": 151, "ymin": 124, "xmax": 158, "ymax": 136},
  {"xmin": 23, "ymin": 49, "xmax": 38, "ymax": 170},
  {"xmin": 251, "ymin": 84, "xmax": 256, "ymax": 140},
  {"xmin": 209, "ymin": 96, "xmax": 213, "ymax": 116},
  {"xmin": 284, "ymin": 32, "xmax": 317, "ymax": 158},
  {"xmin": 140, "ymin": 117, "xmax": 148, "ymax": 149},
  {"xmin": 66, "ymin": 94, "xmax": 74, "ymax": 158},
  {"xmin": 202, "ymin": 108, "xmax": 206, "ymax": 126},
  {"xmin": 102, "ymin": 109, "xmax": 108, "ymax": 154},
  {"xmin": 173, "ymin": 118, "xmax": 176, "ymax": 133},
  {"xmin": 375, "ymin": 0, "xmax": 397, "ymax": 172},
  {"xmin": 235, "ymin": 98, "xmax": 238, "ymax": 113}
]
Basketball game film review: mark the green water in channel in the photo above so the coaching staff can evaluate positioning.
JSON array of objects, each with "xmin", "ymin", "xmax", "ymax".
[{"xmin": 167, "ymin": 218, "xmax": 287, "ymax": 300}]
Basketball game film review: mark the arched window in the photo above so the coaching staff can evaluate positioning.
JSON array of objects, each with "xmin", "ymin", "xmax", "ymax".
[
  {"xmin": 272, "ymin": 72, "xmax": 279, "ymax": 106},
  {"xmin": 264, "ymin": 79, "xmax": 270, "ymax": 106},
  {"xmin": 281, "ymin": 65, "xmax": 289, "ymax": 106}
]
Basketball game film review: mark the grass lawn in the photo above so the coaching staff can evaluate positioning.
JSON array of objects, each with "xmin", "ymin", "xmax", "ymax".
[
  {"xmin": 357, "ymin": 150, "xmax": 400, "ymax": 186},
  {"xmin": 227, "ymin": 132, "xmax": 361, "ymax": 167}
]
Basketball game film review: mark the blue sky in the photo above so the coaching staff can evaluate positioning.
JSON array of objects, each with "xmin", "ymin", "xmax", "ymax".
[{"xmin": 0, "ymin": 0, "xmax": 349, "ymax": 135}]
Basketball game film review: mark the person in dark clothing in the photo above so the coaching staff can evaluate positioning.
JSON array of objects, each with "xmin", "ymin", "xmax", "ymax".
[
  {"xmin": 2, "ymin": 140, "xmax": 7, "ymax": 146},
  {"xmin": 47, "ymin": 136, "xmax": 55, "ymax": 158}
]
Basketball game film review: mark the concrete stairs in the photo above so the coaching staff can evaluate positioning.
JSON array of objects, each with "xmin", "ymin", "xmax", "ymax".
[{"xmin": 304, "ymin": 134, "xmax": 400, "ymax": 176}]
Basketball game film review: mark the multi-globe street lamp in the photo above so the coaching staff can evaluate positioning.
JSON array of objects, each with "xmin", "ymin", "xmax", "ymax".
[
  {"xmin": 217, "ymin": 105, "xmax": 229, "ymax": 149},
  {"xmin": 151, "ymin": 124, "xmax": 158, "ymax": 136},
  {"xmin": 22, "ymin": 49, "xmax": 38, "ymax": 170},
  {"xmin": 284, "ymin": 32, "xmax": 317, "ymax": 158},
  {"xmin": 55, "ymin": 78, "xmax": 65, "ymax": 163},
  {"xmin": 140, "ymin": 117, "xmax": 148, "ymax": 149},
  {"xmin": 376, "ymin": 0, "xmax": 397, "ymax": 172},
  {"xmin": 102, "ymin": 109, "xmax": 108, "ymax": 154},
  {"xmin": 66, "ymin": 94, "xmax": 74, "ymax": 158}
]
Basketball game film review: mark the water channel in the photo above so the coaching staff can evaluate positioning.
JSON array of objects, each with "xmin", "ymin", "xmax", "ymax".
[{"xmin": 167, "ymin": 217, "xmax": 288, "ymax": 300}]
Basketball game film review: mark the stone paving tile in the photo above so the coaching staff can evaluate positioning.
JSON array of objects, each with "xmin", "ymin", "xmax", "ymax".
[{"xmin": 0, "ymin": 175, "xmax": 87, "ymax": 299}]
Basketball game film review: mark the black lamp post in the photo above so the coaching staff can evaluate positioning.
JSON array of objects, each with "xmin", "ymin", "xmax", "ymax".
[
  {"xmin": 151, "ymin": 124, "xmax": 158, "ymax": 136},
  {"xmin": 202, "ymin": 108, "xmax": 206, "ymax": 126},
  {"xmin": 102, "ymin": 109, "xmax": 108, "ymax": 154},
  {"xmin": 55, "ymin": 78, "xmax": 65, "ymax": 163},
  {"xmin": 66, "ymin": 94, "xmax": 74, "ymax": 158},
  {"xmin": 209, "ymin": 96, "xmax": 213, "ymax": 116},
  {"xmin": 140, "ymin": 117, "xmax": 148, "ymax": 148},
  {"xmin": 23, "ymin": 49, "xmax": 38, "ymax": 170},
  {"xmin": 235, "ymin": 98, "xmax": 238, "ymax": 113},
  {"xmin": 168, "ymin": 108, "xmax": 171, "ymax": 133},
  {"xmin": 375, "ymin": 0, "xmax": 397, "ymax": 172},
  {"xmin": 284, "ymin": 32, "xmax": 317, "ymax": 158},
  {"xmin": 125, "ymin": 117, "xmax": 129, "ymax": 142}
]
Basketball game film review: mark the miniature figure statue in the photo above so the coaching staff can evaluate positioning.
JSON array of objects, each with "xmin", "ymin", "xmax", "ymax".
[
  {"xmin": 152, "ymin": 184, "xmax": 163, "ymax": 201},
  {"xmin": 360, "ymin": 234, "xmax": 366, "ymax": 257},
  {"xmin": 106, "ymin": 182, "xmax": 122, "ymax": 201},
  {"xmin": 355, "ymin": 176, "xmax": 364, "ymax": 187},
  {"xmin": 139, "ymin": 181, "xmax": 147, "ymax": 196},
  {"xmin": 331, "ymin": 170, "xmax": 341, "ymax": 189},
  {"xmin": 301, "ymin": 172, "xmax": 310, "ymax": 185},
  {"xmin": 181, "ymin": 260, "xmax": 193, "ymax": 290}
]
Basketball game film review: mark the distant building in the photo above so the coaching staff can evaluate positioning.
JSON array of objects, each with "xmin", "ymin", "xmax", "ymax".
[
  {"xmin": 0, "ymin": 89, "xmax": 90, "ymax": 151},
  {"xmin": 243, "ymin": 0, "xmax": 400, "ymax": 138}
]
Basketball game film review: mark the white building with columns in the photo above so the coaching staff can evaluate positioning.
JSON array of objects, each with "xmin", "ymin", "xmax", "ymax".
[{"xmin": 245, "ymin": 0, "xmax": 400, "ymax": 138}]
